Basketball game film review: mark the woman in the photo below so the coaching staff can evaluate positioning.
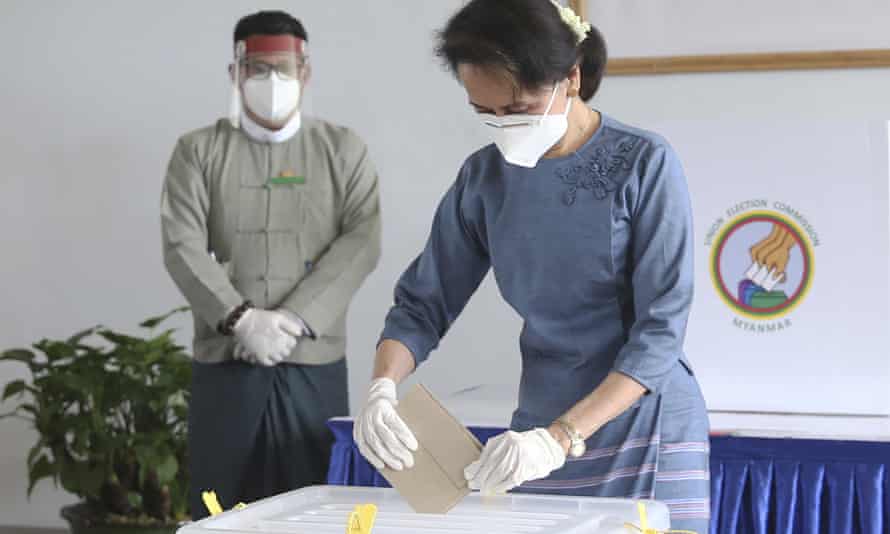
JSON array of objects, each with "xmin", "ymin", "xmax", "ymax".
[{"xmin": 354, "ymin": 0, "xmax": 710, "ymax": 530}]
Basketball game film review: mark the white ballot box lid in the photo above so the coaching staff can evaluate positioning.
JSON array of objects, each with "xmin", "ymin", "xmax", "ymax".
[{"xmin": 177, "ymin": 485, "xmax": 671, "ymax": 534}]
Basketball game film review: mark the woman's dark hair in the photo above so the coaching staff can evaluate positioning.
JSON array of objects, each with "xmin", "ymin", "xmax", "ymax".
[
  {"xmin": 234, "ymin": 10, "xmax": 308, "ymax": 44},
  {"xmin": 435, "ymin": 0, "xmax": 607, "ymax": 102}
]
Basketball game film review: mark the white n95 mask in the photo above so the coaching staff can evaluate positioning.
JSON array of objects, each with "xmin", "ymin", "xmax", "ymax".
[
  {"xmin": 479, "ymin": 82, "xmax": 571, "ymax": 168},
  {"xmin": 242, "ymin": 72, "xmax": 301, "ymax": 125}
]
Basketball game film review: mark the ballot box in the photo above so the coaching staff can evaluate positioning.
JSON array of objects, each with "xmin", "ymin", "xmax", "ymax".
[{"xmin": 177, "ymin": 485, "xmax": 671, "ymax": 533}]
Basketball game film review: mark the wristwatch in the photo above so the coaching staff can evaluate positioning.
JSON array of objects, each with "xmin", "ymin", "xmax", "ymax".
[{"xmin": 555, "ymin": 419, "xmax": 586, "ymax": 458}]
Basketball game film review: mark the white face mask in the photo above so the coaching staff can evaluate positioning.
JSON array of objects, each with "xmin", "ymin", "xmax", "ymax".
[
  {"xmin": 242, "ymin": 72, "xmax": 301, "ymax": 125},
  {"xmin": 479, "ymin": 82, "xmax": 571, "ymax": 168}
]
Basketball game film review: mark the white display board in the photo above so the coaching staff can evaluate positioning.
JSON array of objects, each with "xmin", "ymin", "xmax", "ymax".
[{"xmin": 597, "ymin": 68, "xmax": 890, "ymax": 415}]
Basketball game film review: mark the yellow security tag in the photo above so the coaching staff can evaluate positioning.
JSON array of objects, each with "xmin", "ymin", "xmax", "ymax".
[
  {"xmin": 346, "ymin": 504, "xmax": 378, "ymax": 534},
  {"xmin": 358, "ymin": 504, "xmax": 377, "ymax": 532},
  {"xmin": 202, "ymin": 491, "xmax": 249, "ymax": 517},
  {"xmin": 346, "ymin": 510, "xmax": 361, "ymax": 534},
  {"xmin": 201, "ymin": 491, "xmax": 224, "ymax": 517},
  {"xmin": 623, "ymin": 501, "xmax": 698, "ymax": 534}
]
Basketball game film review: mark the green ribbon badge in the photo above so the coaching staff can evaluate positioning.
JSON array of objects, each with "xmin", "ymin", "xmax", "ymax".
[{"xmin": 268, "ymin": 169, "xmax": 306, "ymax": 185}]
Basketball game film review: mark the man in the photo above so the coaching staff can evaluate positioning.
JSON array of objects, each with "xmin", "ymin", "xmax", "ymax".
[{"xmin": 161, "ymin": 11, "xmax": 380, "ymax": 518}]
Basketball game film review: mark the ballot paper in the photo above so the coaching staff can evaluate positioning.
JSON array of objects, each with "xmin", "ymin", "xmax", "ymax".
[{"xmin": 379, "ymin": 384, "xmax": 483, "ymax": 514}]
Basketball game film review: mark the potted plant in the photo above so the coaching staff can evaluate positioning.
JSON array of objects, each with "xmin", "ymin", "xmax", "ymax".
[{"xmin": 1, "ymin": 308, "xmax": 192, "ymax": 533}]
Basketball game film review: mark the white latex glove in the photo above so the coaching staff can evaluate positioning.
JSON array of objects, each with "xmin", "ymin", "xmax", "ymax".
[
  {"xmin": 464, "ymin": 428, "xmax": 566, "ymax": 495},
  {"xmin": 354, "ymin": 378, "xmax": 419, "ymax": 471},
  {"xmin": 233, "ymin": 309, "xmax": 310, "ymax": 365},
  {"xmin": 277, "ymin": 309, "xmax": 313, "ymax": 337},
  {"xmin": 232, "ymin": 309, "xmax": 302, "ymax": 366},
  {"xmin": 232, "ymin": 342, "xmax": 286, "ymax": 366}
]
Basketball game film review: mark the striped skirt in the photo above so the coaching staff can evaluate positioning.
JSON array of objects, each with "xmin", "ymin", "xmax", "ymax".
[{"xmin": 513, "ymin": 364, "xmax": 711, "ymax": 532}]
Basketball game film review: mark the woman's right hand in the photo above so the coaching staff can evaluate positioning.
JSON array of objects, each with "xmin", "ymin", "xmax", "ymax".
[{"xmin": 354, "ymin": 377, "xmax": 419, "ymax": 471}]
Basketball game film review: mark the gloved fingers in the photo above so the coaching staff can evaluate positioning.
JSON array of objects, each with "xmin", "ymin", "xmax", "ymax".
[
  {"xmin": 241, "ymin": 350, "xmax": 259, "ymax": 364},
  {"xmin": 256, "ymin": 349, "xmax": 284, "ymax": 367},
  {"xmin": 368, "ymin": 433, "xmax": 405, "ymax": 471},
  {"xmin": 471, "ymin": 436, "xmax": 512, "ymax": 491},
  {"xmin": 465, "ymin": 460, "xmax": 482, "ymax": 486},
  {"xmin": 479, "ymin": 447, "xmax": 515, "ymax": 495},
  {"xmin": 259, "ymin": 337, "xmax": 292, "ymax": 363},
  {"xmin": 489, "ymin": 472, "xmax": 522, "ymax": 495},
  {"xmin": 278, "ymin": 338, "xmax": 296, "ymax": 358},
  {"xmin": 356, "ymin": 423, "xmax": 386, "ymax": 471},
  {"xmin": 283, "ymin": 328, "xmax": 298, "ymax": 345},
  {"xmin": 372, "ymin": 413, "xmax": 413, "ymax": 470},
  {"xmin": 486, "ymin": 447, "xmax": 521, "ymax": 494},
  {"xmin": 477, "ymin": 433, "xmax": 508, "ymax": 467},
  {"xmin": 278, "ymin": 314, "xmax": 304, "ymax": 338},
  {"xmin": 383, "ymin": 408, "xmax": 419, "ymax": 452},
  {"xmin": 236, "ymin": 341, "xmax": 258, "ymax": 361}
]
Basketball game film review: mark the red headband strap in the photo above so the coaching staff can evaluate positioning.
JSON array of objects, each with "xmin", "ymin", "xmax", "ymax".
[{"xmin": 244, "ymin": 35, "xmax": 304, "ymax": 55}]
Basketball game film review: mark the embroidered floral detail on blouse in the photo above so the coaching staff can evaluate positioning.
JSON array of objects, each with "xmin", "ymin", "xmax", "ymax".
[{"xmin": 556, "ymin": 137, "xmax": 639, "ymax": 205}]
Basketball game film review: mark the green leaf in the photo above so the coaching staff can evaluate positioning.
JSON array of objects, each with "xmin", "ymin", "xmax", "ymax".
[
  {"xmin": 139, "ymin": 307, "xmax": 189, "ymax": 330},
  {"xmin": 0, "ymin": 349, "xmax": 36, "ymax": 364},
  {"xmin": 127, "ymin": 491, "xmax": 144, "ymax": 509},
  {"xmin": 155, "ymin": 454, "xmax": 178, "ymax": 485},
  {"xmin": 27, "ymin": 441, "xmax": 46, "ymax": 466},
  {"xmin": 27, "ymin": 455, "xmax": 55, "ymax": 497},
  {"xmin": 81, "ymin": 465, "xmax": 106, "ymax": 498},
  {"xmin": 144, "ymin": 350, "xmax": 165, "ymax": 366},
  {"xmin": 59, "ymin": 459, "xmax": 105, "ymax": 499},
  {"xmin": 58, "ymin": 465, "xmax": 75, "ymax": 495},
  {"xmin": 134, "ymin": 445, "xmax": 158, "ymax": 484},
  {"xmin": 18, "ymin": 403, "xmax": 37, "ymax": 417},
  {"xmin": 98, "ymin": 331, "xmax": 141, "ymax": 347},
  {"xmin": 0, "ymin": 403, "xmax": 36, "ymax": 421},
  {"xmin": 66, "ymin": 327, "xmax": 100, "ymax": 346},
  {"xmin": 2, "ymin": 379, "xmax": 27, "ymax": 400},
  {"xmin": 35, "ymin": 340, "xmax": 76, "ymax": 362},
  {"xmin": 11, "ymin": 311, "xmax": 193, "ymax": 517},
  {"xmin": 56, "ymin": 371, "xmax": 90, "ymax": 392}
]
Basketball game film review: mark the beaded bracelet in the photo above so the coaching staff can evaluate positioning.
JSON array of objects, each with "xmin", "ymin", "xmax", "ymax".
[{"xmin": 217, "ymin": 301, "xmax": 254, "ymax": 336}]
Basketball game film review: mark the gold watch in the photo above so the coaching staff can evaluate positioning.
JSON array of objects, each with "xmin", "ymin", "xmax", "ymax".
[{"xmin": 555, "ymin": 419, "xmax": 586, "ymax": 458}]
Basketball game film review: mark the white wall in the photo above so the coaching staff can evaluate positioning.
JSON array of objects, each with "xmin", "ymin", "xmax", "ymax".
[
  {"xmin": 1, "ymin": 0, "xmax": 889, "ymax": 527},
  {"xmin": 590, "ymin": 0, "xmax": 890, "ymax": 56}
]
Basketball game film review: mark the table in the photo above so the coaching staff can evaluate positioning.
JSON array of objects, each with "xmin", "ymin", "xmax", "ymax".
[{"xmin": 327, "ymin": 419, "xmax": 890, "ymax": 534}]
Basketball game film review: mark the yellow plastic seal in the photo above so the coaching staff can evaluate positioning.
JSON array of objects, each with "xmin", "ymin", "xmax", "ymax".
[
  {"xmin": 201, "ymin": 491, "xmax": 223, "ymax": 517},
  {"xmin": 346, "ymin": 504, "xmax": 378, "ymax": 534},
  {"xmin": 624, "ymin": 501, "xmax": 698, "ymax": 534}
]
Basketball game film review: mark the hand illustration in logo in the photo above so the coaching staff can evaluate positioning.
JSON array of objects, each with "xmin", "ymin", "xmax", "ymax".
[{"xmin": 740, "ymin": 223, "xmax": 796, "ymax": 308}]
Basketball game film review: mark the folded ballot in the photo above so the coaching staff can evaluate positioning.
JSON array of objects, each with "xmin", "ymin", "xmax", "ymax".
[{"xmin": 379, "ymin": 384, "xmax": 483, "ymax": 514}]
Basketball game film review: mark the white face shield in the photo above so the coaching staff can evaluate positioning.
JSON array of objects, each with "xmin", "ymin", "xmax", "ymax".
[{"xmin": 228, "ymin": 35, "xmax": 308, "ymax": 130}]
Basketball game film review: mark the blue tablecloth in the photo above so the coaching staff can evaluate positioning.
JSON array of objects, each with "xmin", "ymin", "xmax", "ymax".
[{"xmin": 327, "ymin": 419, "xmax": 890, "ymax": 534}]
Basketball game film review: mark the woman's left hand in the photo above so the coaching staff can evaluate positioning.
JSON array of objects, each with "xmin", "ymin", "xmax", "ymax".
[{"xmin": 464, "ymin": 428, "xmax": 566, "ymax": 494}]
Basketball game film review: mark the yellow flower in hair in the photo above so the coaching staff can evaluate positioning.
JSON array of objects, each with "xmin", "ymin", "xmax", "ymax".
[{"xmin": 550, "ymin": 0, "xmax": 592, "ymax": 44}]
